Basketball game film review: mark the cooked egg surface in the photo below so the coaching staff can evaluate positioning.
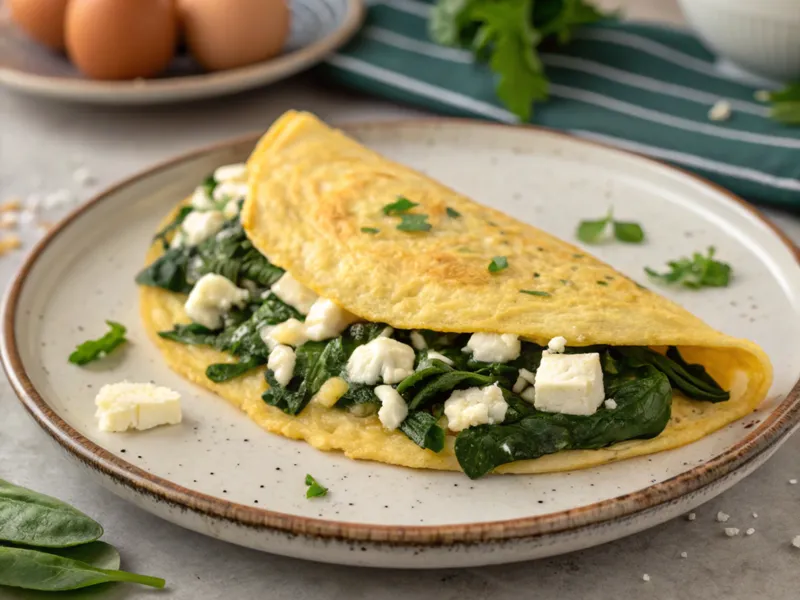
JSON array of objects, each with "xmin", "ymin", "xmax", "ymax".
[
  {"xmin": 65, "ymin": 0, "xmax": 178, "ymax": 80},
  {"xmin": 9, "ymin": 0, "xmax": 69, "ymax": 50},
  {"xmin": 178, "ymin": 0, "xmax": 290, "ymax": 71}
]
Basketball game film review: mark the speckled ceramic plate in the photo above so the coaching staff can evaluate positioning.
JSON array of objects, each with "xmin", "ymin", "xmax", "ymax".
[
  {"xmin": 0, "ymin": 0, "xmax": 363, "ymax": 104},
  {"xmin": 3, "ymin": 120, "xmax": 800, "ymax": 569}
]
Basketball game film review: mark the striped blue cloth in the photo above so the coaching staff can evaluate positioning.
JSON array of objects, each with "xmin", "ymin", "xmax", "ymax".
[{"xmin": 321, "ymin": 0, "xmax": 800, "ymax": 208}]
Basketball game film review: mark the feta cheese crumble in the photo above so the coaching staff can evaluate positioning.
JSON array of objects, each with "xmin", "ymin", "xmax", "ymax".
[
  {"xmin": 346, "ymin": 338, "xmax": 416, "ymax": 385},
  {"xmin": 680, "ymin": 551, "xmax": 688, "ymax": 558},
  {"xmin": 223, "ymin": 199, "xmax": 240, "ymax": 219},
  {"xmin": 789, "ymin": 478, "xmax": 797, "ymax": 485},
  {"xmin": 604, "ymin": 398, "xmax": 618, "ymax": 410},
  {"xmin": 464, "ymin": 333, "xmax": 520, "ymax": 363},
  {"xmin": 95, "ymin": 382, "xmax": 181, "ymax": 432},
  {"xmin": 191, "ymin": 187, "xmax": 215, "ymax": 210},
  {"xmin": 716, "ymin": 511, "xmax": 730, "ymax": 523},
  {"xmin": 547, "ymin": 336, "xmax": 567, "ymax": 354},
  {"xmin": 687, "ymin": 513, "xmax": 697, "ymax": 521},
  {"xmin": 267, "ymin": 345, "xmax": 296, "ymax": 387},
  {"xmin": 304, "ymin": 298, "xmax": 358, "ymax": 341},
  {"xmin": 409, "ymin": 331, "xmax": 427, "ymax": 350},
  {"xmin": 792, "ymin": 535, "xmax": 800, "ymax": 549},
  {"xmin": 181, "ymin": 210, "xmax": 225, "ymax": 246},
  {"xmin": 214, "ymin": 163, "xmax": 247, "ymax": 182},
  {"xmin": 444, "ymin": 384, "xmax": 508, "ymax": 432},
  {"xmin": 426, "ymin": 350, "xmax": 453, "ymax": 365},
  {"xmin": 184, "ymin": 273, "xmax": 249, "ymax": 329},
  {"xmin": 375, "ymin": 385, "xmax": 408, "ymax": 430},
  {"xmin": 533, "ymin": 352, "xmax": 605, "ymax": 415},
  {"xmin": 270, "ymin": 272, "xmax": 318, "ymax": 315},
  {"xmin": 213, "ymin": 181, "xmax": 248, "ymax": 203},
  {"xmin": 746, "ymin": 528, "xmax": 755, "ymax": 536},
  {"xmin": 642, "ymin": 574, "xmax": 650, "ymax": 582}
]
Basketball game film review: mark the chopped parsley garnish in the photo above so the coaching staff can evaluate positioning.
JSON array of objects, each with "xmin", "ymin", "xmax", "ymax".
[
  {"xmin": 758, "ymin": 83, "xmax": 800, "ymax": 124},
  {"xmin": 446, "ymin": 207, "xmax": 461, "ymax": 218},
  {"xmin": 645, "ymin": 246, "xmax": 731, "ymax": 289},
  {"xmin": 383, "ymin": 196, "xmax": 418, "ymax": 215},
  {"xmin": 361, "ymin": 227, "xmax": 380, "ymax": 234},
  {"xmin": 596, "ymin": 280, "xmax": 608, "ymax": 286},
  {"xmin": 305, "ymin": 474, "xmax": 328, "ymax": 498},
  {"xmin": 533, "ymin": 272, "xmax": 540, "ymax": 278},
  {"xmin": 577, "ymin": 207, "xmax": 644, "ymax": 244},
  {"xmin": 519, "ymin": 289, "xmax": 550, "ymax": 296},
  {"xmin": 488, "ymin": 256, "xmax": 508, "ymax": 273},
  {"xmin": 397, "ymin": 214, "xmax": 432, "ymax": 232},
  {"xmin": 69, "ymin": 321, "xmax": 127, "ymax": 366}
]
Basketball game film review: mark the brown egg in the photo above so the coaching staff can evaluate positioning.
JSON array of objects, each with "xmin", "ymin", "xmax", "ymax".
[
  {"xmin": 8, "ymin": 0, "xmax": 69, "ymax": 50},
  {"xmin": 65, "ymin": 0, "xmax": 178, "ymax": 80},
  {"xmin": 178, "ymin": 0, "xmax": 290, "ymax": 71}
]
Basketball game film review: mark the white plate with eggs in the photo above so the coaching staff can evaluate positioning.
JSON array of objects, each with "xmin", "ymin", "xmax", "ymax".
[{"xmin": 0, "ymin": 0, "xmax": 364, "ymax": 104}]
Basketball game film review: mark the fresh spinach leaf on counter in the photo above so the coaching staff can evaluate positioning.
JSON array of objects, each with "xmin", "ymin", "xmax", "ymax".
[
  {"xmin": 0, "ymin": 546, "xmax": 165, "ymax": 591},
  {"xmin": 305, "ymin": 474, "xmax": 328, "ymax": 499},
  {"xmin": 645, "ymin": 246, "xmax": 731, "ymax": 290},
  {"xmin": 0, "ymin": 480, "xmax": 164, "ymax": 591},
  {"xmin": 455, "ymin": 364, "xmax": 672, "ymax": 478},
  {"xmin": 68, "ymin": 321, "xmax": 127, "ymax": 366},
  {"xmin": 0, "ymin": 479, "xmax": 103, "ymax": 547},
  {"xmin": 430, "ymin": 0, "xmax": 613, "ymax": 120}
]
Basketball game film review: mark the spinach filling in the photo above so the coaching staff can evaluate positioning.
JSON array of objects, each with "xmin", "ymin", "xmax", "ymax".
[{"xmin": 137, "ymin": 176, "xmax": 730, "ymax": 479}]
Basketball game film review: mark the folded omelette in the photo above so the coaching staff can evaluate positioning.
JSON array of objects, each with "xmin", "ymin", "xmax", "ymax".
[{"xmin": 137, "ymin": 110, "xmax": 772, "ymax": 479}]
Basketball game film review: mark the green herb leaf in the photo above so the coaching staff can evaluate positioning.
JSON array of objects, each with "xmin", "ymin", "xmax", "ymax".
[
  {"xmin": 361, "ymin": 227, "xmax": 380, "ymax": 234},
  {"xmin": 576, "ymin": 217, "xmax": 610, "ymax": 243},
  {"xmin": 206, "ymin": 357, "xmax": 265, "ymax": 382},
  {"xmin": 446, "ymin": 207, "xmax": 461, "ymax": 218},
  {"xmin": 596, "ymin": 280, "xmax": 608, "ymax": 286},
  {"xmin": 68, "ymin": 321, "xmax": 127, "ymax": 366},
  {"xmin": 645, "ymin": 247, "xmax": 732, "ymax": 290},
  {"xmin": 430, "ymin": 0, "xmax": 613, "ymax": 120},
  {"xmin": 383, "ymin": 196, "xmax": 418, "ymax": 215},
  {"xmin": 613, "ymin": 221, "xmax": 645, "ymax": 243},
  {"xmin": 135, "ymin": 247, "xmax": 195, "ymax": 293},
  {"xmin": 0, "ymin": 479, "xmax": 103, "ymax": 548},
  {"xmin": 201, "ymin": 173, "xmax": 218, "ymax": 198},
  {"xmin": 397, "ymin": 213, "xmax": 432, "ymax": 232},
  {"xmin": 488, "ymin": 256, "xmax": 508, "ymax": 273},
  {"xmin": 763, "ymin": 82, "xmax": 800, "ymax": 125},
  {"xmin": 519, "ymin": 289, "xmax": 550, "ymax": 296},
  {"xmin": 305, "ymin": 474, "xmax": 328, "ymax": 498},
  {"xmin": 0, "ymin": 546, "xmax": 165, "ymax": 591}
]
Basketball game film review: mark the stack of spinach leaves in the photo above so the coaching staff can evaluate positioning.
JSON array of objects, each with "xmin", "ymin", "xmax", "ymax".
[
  {"xmin": 0, "ymin": 480, "xmax": 164, "ymax": 591},
  {"xmin": 136, "ymin": 176, "xmax": 730, "ymax": 479}
]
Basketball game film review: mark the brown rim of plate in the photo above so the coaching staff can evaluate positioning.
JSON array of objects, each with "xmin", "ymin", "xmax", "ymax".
[
  {"xmin": 0, "ymin": 0, "xmax": 365, "ymax": 99},
  {"xmin": 3, "ymin": 119, "xmax": 799, "ymax": 547}
]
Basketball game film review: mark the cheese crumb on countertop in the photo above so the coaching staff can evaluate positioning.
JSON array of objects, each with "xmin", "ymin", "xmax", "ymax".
[
  {"xmin": 724, "ymin": 527, "xmax": 740, "ymax": 537},
  {"xmin": 716, "ymin": 511, "xmax": 730, "ymax": 523},
  {"xmin": 745, "ymin": 528, "xmax": 755, "ymax": 536},
  {"xmin": 687, "ymin": 513, "xmax": 696, "ymax": 521},
  {"xmin": 642, "ymin": 574, "xmax": 650, "ymax": 582},
  {"xmin": 792, "ymin": 535, "xmax": 800, "ymax": 549}
]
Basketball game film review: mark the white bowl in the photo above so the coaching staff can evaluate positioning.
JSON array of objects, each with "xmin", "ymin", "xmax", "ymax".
[{"xmin": 678, "ymin": 0, "xmax": 800, "ymax": 82}]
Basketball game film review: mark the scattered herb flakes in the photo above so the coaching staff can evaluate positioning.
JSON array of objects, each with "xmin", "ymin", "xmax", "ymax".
[
  {"xmin": 576, "ymin": 207, "xmax": 645, "ymax": 244},
  {"xmin": 596, "ymin": 280, "xmax": 608, "ymax": 286},
  {"xmin": 573, "ymin": 253, "xmax": 584, "ymax": 259},
  {"xmin": 305, "ymin": 474, "xmax": 328, "ymax": 499},
  {"xmin": 446, "ymin": 207, "xmax": 461, "ymax": 218},
  {"xmin": 397, "ymin": 214, "xmax": 431, "ymax": 232},
  {"xmin": 559, "ymin": 279, "xmax": 571, "ymax": 285},
  {"xmin": 383, "ymin": 196, "xmax": 418, "ymax": 215},
  {"xmin": 613, "ymin": 221, "xmax": 645, "ymax": 243},
  {"xmin": 488, "ymin": 256, "xmax": 508, "ymax": 273},
  {"xmin": 533, "ymin": 272, "xmax": 540, "ymax": 278},
  {"xmin": 68, "ymin": 321, "xmax": 127, "ymax": 366},
  {"xmin": 645, "ymin": 246, "xmax": 731, "ymax": 290},
  {"xmin": 520, "ymin": 289, "xmax": 550, "ymax": 297},
  {"xmin": 761, "ymin": 83, "xmax": 800, "ymax": 124},
  {"xmin": 361, "ymin": 227, "xmax": 380, "ymax": 234}
]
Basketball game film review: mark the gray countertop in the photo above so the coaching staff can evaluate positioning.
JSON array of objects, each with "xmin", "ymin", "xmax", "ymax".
[{"xmin": 2, "ymin": 71, "xmax": 800, "ymax": 600}]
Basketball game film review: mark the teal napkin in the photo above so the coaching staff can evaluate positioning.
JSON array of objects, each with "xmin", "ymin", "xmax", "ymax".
[{"xmin": 321, "ymin": 0, "xmax": 800, "ymax": 207}]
